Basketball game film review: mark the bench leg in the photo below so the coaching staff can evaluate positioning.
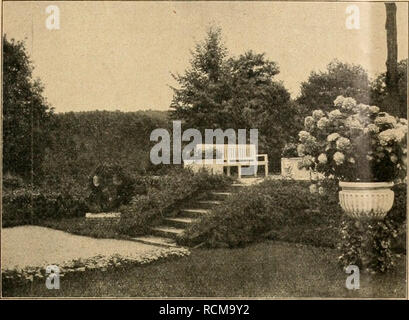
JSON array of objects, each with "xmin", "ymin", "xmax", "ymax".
[
  {"xmin": 238, "ymin": 165, "xmax": 241, "ymax": 179},
  {"xmin": 265, "ymin": 164, "xmax": 268, "ymax": 177},
  {"xmin": 227, "ymin": 166, "xmax": 231, "ymax": 177}
]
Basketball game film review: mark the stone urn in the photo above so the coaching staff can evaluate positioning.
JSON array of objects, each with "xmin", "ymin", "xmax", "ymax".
[{"xmin": 338, "ymin": 181, "xmax": 394, "ymax": 219}]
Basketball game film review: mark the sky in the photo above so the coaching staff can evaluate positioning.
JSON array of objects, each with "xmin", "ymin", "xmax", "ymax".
[{"xmin": 3, "ymin": 1, "xmax": 408, "ymax": 113}]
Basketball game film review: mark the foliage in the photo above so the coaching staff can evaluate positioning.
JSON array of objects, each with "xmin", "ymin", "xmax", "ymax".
[
  {"xmin": 118, "ymin": 169, "xmax": 233, "ymax": 236},
  {"xmin": 296, "ymin": 96, "xmax": 407, "ymax": 182},
  {"xmin": 371, "ymin": 59, "xmax": 407, "ymax": 118},
  {"xmin": 87, "ymin": 164, "xmax": 136, "ymax": 212},
  {"xmin": 41, "ymin": 110, "xmax": 170, "ymax": 190},
  {"xmin": 170, "ymin": 27, "xmax": 302, "ymax": 172},
  {"xmin": 281, "ymin": 143, "xmax": 299, "ymax": 158},
  {"xmin": 297, "ymin": 60, "xmax": 371, "ymax": 115},
  {"xmin": 338, "ymin": 216, "xmax": 401, "ymax": 274},
  {"xmin": 179, "ymin": 179, "xmax": 336, "ymax": 247},
  {"xmin": 180, "ymin": 179, "xmax": 406, "ymax": 254},
  {"xmin": 2, "ymin": 186, "xmax": 88, "ymax": 228},
  {"xmin": 3, "ymin": 36, "xmax": 55, "ymax": 181}
]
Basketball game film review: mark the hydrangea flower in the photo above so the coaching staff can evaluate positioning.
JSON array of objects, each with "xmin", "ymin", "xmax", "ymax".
[
  {"xmin": 334, "ymin": 95, "xmax": 345, "ymax": 107},
  {"xmin": 345, "ymin": 116, "xmax": 364, "ymax": 131},
  {"xmin": 367, "ymin": 124, "xmax": 380, "ymax": 134},
  {"xmin": 379, "ymin": 128, "xmax": 406, "ymax": 146},
  {"xmin": 298, "ymin": 130, "xmax": 312, "ymax": 143},
  {"xmin": 336, "ymin": 137, "xmax": 351, "ymax": 151},
  {"xmin": 312, "ymin": 110, "xmax": 325, "ymax": 120},
  {"xmin": 318, "ymin": 153, "xmax": 327, "ymax": 164},
  {"xmin": 304, "ymin": 116, "xmax": 315, "ymax": 131},
  {"xmin": 333, "ymin": 152, "xmax": 345, "ymax": 165},
  {"xmin": 375, "ymin": 114, "xmax": 397, "ymax": 127},
  {"xmin": 328, "ymin": 109, "xmax": 342, "ymax": 121},
  {"xmin": 327, "ymin": 132, "xmax": 341, "ymax": 142},
  {"xmin": 317, "ymin": 117, "xmax": 330, "ymax": 130},
  {"xmin": 297, "ymin": 144, "xmax": 306, "ymax": 157},
  {"xmin": 309, "ymin": 184, "xmax": 317, "ymax": 194},
  {"xmin": 368, "ymin": 105, "xmax": 380, "ymax": 114},
  {"xmin": 341, "ymin": 97, "xmax": 357, "ymax": 111}
]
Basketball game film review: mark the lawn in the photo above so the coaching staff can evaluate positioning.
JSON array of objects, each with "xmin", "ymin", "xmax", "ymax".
[{"xmin": 3, "ymin": 240, "xmax": 406, "ymax": 298}]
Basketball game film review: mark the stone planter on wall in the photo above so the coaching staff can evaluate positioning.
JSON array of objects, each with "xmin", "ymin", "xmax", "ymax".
[
  {"xmin": 281, "ymin": 157, "xmax": 311, "ymax": 180},
  {"xmin": 338, "ymin": 181, "xmax": 395, "ymax": 219}
]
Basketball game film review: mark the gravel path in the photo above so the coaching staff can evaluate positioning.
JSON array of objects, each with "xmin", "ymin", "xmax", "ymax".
[{"xmin": 1, "ymin": 226, "xmax": 177, "ymax": 271}]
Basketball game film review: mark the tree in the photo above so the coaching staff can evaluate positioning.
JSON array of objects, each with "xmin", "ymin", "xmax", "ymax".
[
  {"xmin": 371, "ymin": 59, "xmax": 407, "ymax": 118},
  {"xmin": 297, "ymin": 60, "xmax": 371, "ymax": 114},
  {"xmin": 384, "ymin": 3, "xmax": 399, "ymax": 114},
  {"xmin": 170, "ymin": 28, "xmax": 299, "ymax": 171},
  {"xmin": 170, "ymin": 27, "xmax": 231, "ymax": 131},
  {"xmin": 3, "ymin": 36, "xmax": 55, "ymax": 182}
]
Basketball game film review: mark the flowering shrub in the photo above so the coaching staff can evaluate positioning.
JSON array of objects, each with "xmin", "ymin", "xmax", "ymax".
[{"xmin": 297, "ymin": 96, "xmax": 407, "ymax": 182}]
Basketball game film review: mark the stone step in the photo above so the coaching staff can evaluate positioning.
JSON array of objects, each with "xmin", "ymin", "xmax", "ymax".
[
  {"xmin": 197, "ymin": 200, "xmax": 222, "ymax": 207},
  {"xmin": 211, "ymin": 192, "xmax": 232, "ymax": 200},
  {"xmin": 151, "ymin": 226, "xmax": 185, "ymax": 239},
  {"xmin": 164, "ymin": 217, "xmax": 198, "ymax": 228},
  {"xmin": 131, "ymin": 235, "xmax": 178, "ymax": 248},
  {"xmin": 180, "ymin": 208, "xmax": 212, "ymax": 218}
]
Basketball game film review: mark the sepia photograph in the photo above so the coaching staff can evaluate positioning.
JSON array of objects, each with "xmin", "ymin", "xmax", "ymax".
[{"xmin": 1, "ymin": 0, "xmax": 408, "ymax": 301}]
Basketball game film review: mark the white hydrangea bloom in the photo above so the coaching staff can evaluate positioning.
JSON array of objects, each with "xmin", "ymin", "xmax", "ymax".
[
  {"xmin": 328, "ymin": 109, "xmax": 342, "ymax": 121},
  {"xmin": 318, "ymin": 153, "xmax": 328, "ymax": 164},
  {"xmin": 304, "ymin": 116, "xmax": 315, "ymax": 130},
  {"xmin": 341, "ymin": 97, "xmax": 357, "ymax": 111},
  {"xmin": 368, "ymin": 105, "xmax": 380, "ymax": 114},
  {"xmin": 333, "ymin": 152, "xmax": 345, "ymax": 165},
  {"xmin": 336, "ymin": 137, "xmax": 351, "ymax": 151},
  {"xmin": 334, "ymin": 95, "xmax": 345, "ymax": 108},
  {"xmin": 312, "ymin": 110, "xmax": 325, "ymax": 120},
  {"xmin": 297, "ymin": 144, "xmax": 306, "ymax": 157},
  {"xmin": 374, "ymin": 114, "xmax": 397, "ymax": 127},
  {"xmin": 327, "ymin": 132, "xmax": 341, "ymax": 142},
  {"xmin": 298, "ymin": 130, "xmax": 311, "ymax": 143},
  {"xmin": 317, "ymin": 117, "xmax": 330, "ymax": 130}
]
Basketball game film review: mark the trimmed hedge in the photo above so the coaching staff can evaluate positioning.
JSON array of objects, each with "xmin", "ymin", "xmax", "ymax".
[
  {"xmin": 2, "ymin": 187, "xmax": 88, "ymax": 228},
  {"xmin": 118, "ymin": 169, "xmax": 233, "ymax": 236}
]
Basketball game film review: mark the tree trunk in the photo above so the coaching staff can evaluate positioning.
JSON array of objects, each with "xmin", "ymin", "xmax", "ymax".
[{"xmin": 385, "ymin": 3, "xmax": 399, "ymax": 115}]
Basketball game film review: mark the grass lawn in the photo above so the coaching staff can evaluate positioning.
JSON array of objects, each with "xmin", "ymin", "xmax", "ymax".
[{"xmin": 3, "ymin": 240, "xmax": 406, "ymax": 298}]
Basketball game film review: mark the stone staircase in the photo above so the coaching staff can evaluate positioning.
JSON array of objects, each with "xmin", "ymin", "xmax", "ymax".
[{"xmin": 131, "ymin": 180, "xmax": 258, "ymax": 248}]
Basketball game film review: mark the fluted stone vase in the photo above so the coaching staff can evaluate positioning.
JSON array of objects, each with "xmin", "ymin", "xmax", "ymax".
[{"xmin": 339, "ymin": 181, "xmax": 394, "ymax": 219}]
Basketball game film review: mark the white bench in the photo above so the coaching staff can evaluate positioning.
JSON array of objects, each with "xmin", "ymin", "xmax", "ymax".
[{"xmin": 184, "ymin": 144, "xmax": 268, "ymax": 178}]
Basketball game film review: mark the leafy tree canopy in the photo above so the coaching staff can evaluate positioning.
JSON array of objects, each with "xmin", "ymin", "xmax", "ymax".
[
  {"xmin": 170, "ymin": 27, "xmax": 301, "ymax": 170},
  {"xmin": 371, "ymin": 59, "xmax": 407, "ymax": 118},
  {"xmin": 297, "ymin": 60, "xmax": 371, "ymax": 114},
  {"xmin": 3, "ymin": 36, "xmax": 55, "ymax": 182}
]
